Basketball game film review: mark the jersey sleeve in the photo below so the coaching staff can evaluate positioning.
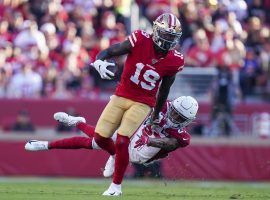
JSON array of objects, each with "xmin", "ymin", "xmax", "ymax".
[
  {"xmin": 127, "ymin": 30, "xmax": 150, "ymax": 48},
  {"xmin": 166, "ymin": 50, "xmax": 185, "ymax": 76},
  {"xmin": 165, "ymin": 128, "xmax": 190, "ymax": 147}
]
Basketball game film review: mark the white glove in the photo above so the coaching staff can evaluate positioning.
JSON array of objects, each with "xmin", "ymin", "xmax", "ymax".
[{"xmin": 91, "ymin": 59, "xmax": 115, "ymax": 80}]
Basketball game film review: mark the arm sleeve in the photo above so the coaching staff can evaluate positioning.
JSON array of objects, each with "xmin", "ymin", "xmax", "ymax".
[
  {"xmin": 166, "ymin": 51, "xmax": 185, "ymax": 76},
  {"xmin": 165, "ymin": 128, "xmax": 191, "ymax": 147}
]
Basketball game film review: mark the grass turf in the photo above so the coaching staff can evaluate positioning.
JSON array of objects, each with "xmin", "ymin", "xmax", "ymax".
[{"xmin": 0, "ymin": 178, "xmax": 269, "ymax": 200}]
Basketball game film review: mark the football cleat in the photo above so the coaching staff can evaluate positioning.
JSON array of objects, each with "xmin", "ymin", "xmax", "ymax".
[
  {"xmin": 25, "ymin": 140, "xmax": 49, "ymax": 151},
  {"xmin": 102, "ymin": 183, "xmax": 122, "ymax": 196},
  {"xmin": 53, "ymin": 112, "xmax": 86, "ymax": 126},
  {"xmin": 103, "ymin": 155, "xmax": 115, "ymax": 178}
]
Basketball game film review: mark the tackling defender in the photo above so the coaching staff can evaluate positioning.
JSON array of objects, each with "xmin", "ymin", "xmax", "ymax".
[
  {"xmin": 25, "ymin": 96, "xmax": 198, "ymax": 184},
  {"xmin": 83, "ymin": 13, "xmax": 184, "ymax": 195}
]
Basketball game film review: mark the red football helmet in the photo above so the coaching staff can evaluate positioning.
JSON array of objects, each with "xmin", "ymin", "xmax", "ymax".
[{"xmin": 153, "ymin": 13, "xmax": 182, "ymax": 51}]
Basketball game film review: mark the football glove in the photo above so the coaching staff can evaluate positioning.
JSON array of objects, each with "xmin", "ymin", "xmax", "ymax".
[
  {"xmin": 134, "ymin": 134, "xmax": 150, "ymax": 148},
  {"xmin": 91, "ymin": 59, "xmax": 115, "ymax": 80}
]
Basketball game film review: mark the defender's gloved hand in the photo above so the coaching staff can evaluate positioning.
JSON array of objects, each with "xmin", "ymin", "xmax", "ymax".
[
  {"xmin": 91, "ymin": 59, "xmax": 115, "ymax": 80},
  {"xmin": 134, "ymin": 134, "xmax": 150, "ymax": 148}
]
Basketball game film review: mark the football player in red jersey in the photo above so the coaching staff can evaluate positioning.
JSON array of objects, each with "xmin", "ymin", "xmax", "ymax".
[
  {"xmin": 89, "ymin": 13, "xmax": 183, "ymax": 196},
  {"xmin": 25, "ymin": 96, "xmax": 198, "ymax": 182}
]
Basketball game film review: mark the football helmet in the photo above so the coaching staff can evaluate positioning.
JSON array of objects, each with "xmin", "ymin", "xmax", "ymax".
[
  {"xmin": 153, "ymin": 13, "xmax": 182, "ymax": 51},
  {"xmin": 167, "ymin": 96, "xmax": 198, "ymax": 128}
]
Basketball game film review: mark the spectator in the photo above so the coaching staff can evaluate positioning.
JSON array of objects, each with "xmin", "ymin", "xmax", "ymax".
[
  {"xmin": 220, "ymin": 0, "xmax": 247, "ymax": 20},
  {"xmin": 259, "ymin": 32, "xmax": 270, "ymax": 81},
  {"xmin": 186, "ymin": 29, "xmax": 214, "ymax": 67},
  {"xmin": 80, "ymin": 20, "xmax": 95, "ymax": 51},
  {"xmin": 210, "ymin": 20, "xmax": 226, "ymax": 53},
  {"xmin": 40, "ymin": 22, "xmax": 60, "ymax": 52},
  {"xmin": 0, "ymin": 68, "xmax": 8, "ymax": 97},
  {"xmin": 239, "ymin": 49, "xmax": 261, "ymax": 100},
  {"xmin": 0, "ymin": 19, "xmax": 11, "ymax": 42},
  {"xmin": 145, "ymin": 0, "xmax": 174, "ymax": 22},
  {"xmin": 98, "ymin": 11, "xmax": 118, "ymax": 40},
  {"xmin": 226, "ymin": 11, "xmax": 243, "ymax": 37},
  {"xmin": 215, "ymin": 29, "xmax": 246, "ymax": 86},
  {"xmin": 11, "ymin": 110, "xmax": 35, "ymax": 132},
  {"xmin": 113, "ymin": 0, "xmax": 132, "ymax": 34},
  {"xmin": 51, "ymin": 76, "xmax": 72, "ymax": 99},
  {"xmin": 248, "ymin": 0, "xmax": 265, "ymax": 19},
  {"xmin": 208, "ymin": 56, "xmax": 237, "ymax": 137},
  {"xmin": 14, "ymin": 20, "xmax": 49, "ymax": 59},
  {"xmin": 7, "ymin": 62, "xmax": 42, "ymax": 98},
  {"xmin": 239, "ymin": 48, "xmax": 262, "ymax": 100},
  {"xmin": 246, "ymin": 16, "xmax": 263, "ymax": 49}
]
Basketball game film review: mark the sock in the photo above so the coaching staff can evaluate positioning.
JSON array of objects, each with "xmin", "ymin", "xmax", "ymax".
[
  {"xmin": 49, "ymin": 136, "xmax": 92, "ymax": 149},
  {"xmin": 76, "ymin": 122, "xmax": 95, "ymax": 137},
  {"xmin": 113, "ymin": 134, "xmax": 130, "ymax": 184},
  {"xmin": 94, "ymin": 132, "xmax": 115, "ymax": 155}
]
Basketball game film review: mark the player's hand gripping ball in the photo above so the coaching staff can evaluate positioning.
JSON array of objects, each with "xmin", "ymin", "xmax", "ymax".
[
  {"xmin": 105, "ymin": 59, "xmax": 118, "ymax": 79},
  {"xmin": 91, "ymin": 59, "xmax": 117, "ymax": 80}
]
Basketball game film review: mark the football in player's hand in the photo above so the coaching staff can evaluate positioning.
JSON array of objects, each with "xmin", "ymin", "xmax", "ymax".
[{"xmin": 106, "ymin": 59, "xmax": 118, "ymax": 79}]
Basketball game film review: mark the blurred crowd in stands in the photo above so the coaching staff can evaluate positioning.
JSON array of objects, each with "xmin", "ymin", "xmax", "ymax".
[{"xmin": 0, "ymin": 0, "xmax": 269, "ymax": 102}]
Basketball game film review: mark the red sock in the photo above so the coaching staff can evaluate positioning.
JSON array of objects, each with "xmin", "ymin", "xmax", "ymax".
[
  {"xmin": 76, "ymin": 122, "xmax": 95, "ymax": 137},
  {"xmin": 94, "ymin": 133, "xmax": 115, "ymax": 155},
  {"xmin": 113, "ymin": 134, "xmax": 130, "ymax": 184},
  {"xmin": 49, "ymin": 137, "xmax": 92, "ymax": 149}
]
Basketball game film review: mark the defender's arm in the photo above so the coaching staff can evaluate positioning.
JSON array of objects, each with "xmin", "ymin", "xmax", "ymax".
[
  {"xmin": 148, "ymin": 137, "xmax": 180, "ymax": 152},
  {"xmin": 134, "ymin": 128, "xmax": 190, "ymax": 151}
]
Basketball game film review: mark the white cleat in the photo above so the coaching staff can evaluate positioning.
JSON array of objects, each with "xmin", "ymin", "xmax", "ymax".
[
  {"xmin": 102, "ymin": 183, "xmax": 122, "ymax": 196},
  {"xmin": 53, "ymin": 112, "xmax": 86, "ymax": 126},
  {"xmin": 103, "ymin": 155, "xmax": 115, "ymax": 178},
  {"xmin": 25, "ymin": 140, "xmax": 49, "ymax": 151}
]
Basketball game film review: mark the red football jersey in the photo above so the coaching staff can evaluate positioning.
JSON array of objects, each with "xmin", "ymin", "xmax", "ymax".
[{"xmin": 115, "ymin": 30, "xmax": 185, "ymax": 107}]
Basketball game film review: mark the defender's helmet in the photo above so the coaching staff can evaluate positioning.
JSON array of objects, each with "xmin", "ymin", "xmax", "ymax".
[
  {"xmin": 167, "ymin": 96, "xmax": 198, "ymax": 128},
  {"xmin": 153, "ymin": 13, "xmax": 182, "ymax": 51}
]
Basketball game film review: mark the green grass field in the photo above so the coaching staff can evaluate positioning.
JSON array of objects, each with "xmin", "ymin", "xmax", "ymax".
[{"xmin": 0, "ymin": 178, "xmax": 269, "ymax": 200}]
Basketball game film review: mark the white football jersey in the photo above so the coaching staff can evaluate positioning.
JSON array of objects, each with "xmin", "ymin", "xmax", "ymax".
[{"xmin": 128, "ymin": 125, "xmax": 166, "ymax": 164}]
